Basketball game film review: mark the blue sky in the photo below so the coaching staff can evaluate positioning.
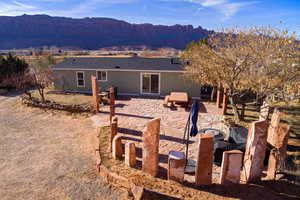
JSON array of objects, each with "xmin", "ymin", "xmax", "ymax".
[{"xmin": 0, "ymin": 0, "xmax": 299, "ymax": 34}]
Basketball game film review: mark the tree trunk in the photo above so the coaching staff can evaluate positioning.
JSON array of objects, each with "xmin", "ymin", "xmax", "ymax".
[
  {"xmin": 24, "ymin": 90, "xmax": 32, "ymax": 99},
  {"xmin": 229, "ymin": 96, "xmax": 241, "ymax": 123},
  {"xmin": 259, "ymin": 100, "xmax": 270, "ymax": 121},
  {"xmin": 38, "ymin": 87, "xmax": 45, "ymax": 102},
  {"xmin": 240, "ymin": 104, "xmax": 246, "ymax": 120},
  {"xmin": 211, "ymin": 86, "xmax": 216, "ymax": 101}
]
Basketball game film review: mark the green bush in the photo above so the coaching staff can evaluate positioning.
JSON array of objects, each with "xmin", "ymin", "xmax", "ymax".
[{"xmin": 0, "ymin": 54, "xmax": 29, "ymax": 87}]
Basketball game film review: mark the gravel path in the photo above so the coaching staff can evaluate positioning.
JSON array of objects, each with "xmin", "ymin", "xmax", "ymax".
[{"xmin": 0, "ymin": 95, "xmax": 120, "ymax": 200}]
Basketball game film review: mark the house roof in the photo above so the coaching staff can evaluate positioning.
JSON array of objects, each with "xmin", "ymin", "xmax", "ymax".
[{"xmin": 51, "ymin": 57, "xmax": 185, "ymax": 72}]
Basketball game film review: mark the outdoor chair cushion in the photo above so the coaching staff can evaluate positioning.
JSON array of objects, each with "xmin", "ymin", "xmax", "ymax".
[
  {"xmin": 228, "ymin": 126, "xmax": 248, "ymax": 144},
  {"xmin": 199, "ymin": 128, "xmax": 225, "ymax": 141},
  {"xmin": 213, "ymin": 141, "xmax": 246, "ymax": 166},
  {"xmin": 213, "ymin": 127, "xmax": 248, "ymax": 166}
]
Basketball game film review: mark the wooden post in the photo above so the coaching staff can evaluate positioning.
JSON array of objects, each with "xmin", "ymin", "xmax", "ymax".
[
  {"xmin": 195, "ymin": 133, "xmax": 214, "ymax": 185},
  {"xmin": 221, "ymin": 88, "xmax": 228, "ymax": 115},
  {"xmin": 241, "ymin": 120, "xmax": 269, "ymax": 183},
  {"xmin": 91, "ymin": 76, "xmax": 99, "ymax": 113},
  {"xmin": 219, "ymin": 150, "xmax": 243, "ymax": 185},
  {"xmin": 142, "ymin": 118, "xmax": 160, "ymax": 177},
  {"xmin": 109, "ymin": 87, "xmax": 115, "ymax": 123},
  {"xmin": 216, "ymin": 84, "xmax": 223, "ymax": 108}
]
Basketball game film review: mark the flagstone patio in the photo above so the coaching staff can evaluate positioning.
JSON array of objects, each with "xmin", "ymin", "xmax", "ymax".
[{"xmin": 91, "ymin": 96, "xmax": 229, "ymax": 183}]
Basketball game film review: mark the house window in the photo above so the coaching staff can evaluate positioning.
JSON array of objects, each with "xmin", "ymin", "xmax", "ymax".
[
  {"xmin": 76, "ymin": 71, "xmax": 85, "ymax": 87},
  {"xmin": 97, "ymin": 71, "xmax": 107, "ymax": 81}
]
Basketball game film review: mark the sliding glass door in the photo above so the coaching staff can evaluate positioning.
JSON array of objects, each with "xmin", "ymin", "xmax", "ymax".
[{"xmin": 141, "ymin": 73, "xmax": 160, "ymax": 94}]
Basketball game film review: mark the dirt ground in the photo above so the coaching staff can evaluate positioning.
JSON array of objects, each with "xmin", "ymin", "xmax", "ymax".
[{"xmin": 0, "ymin": 94, "xmax": 121, "ymax": 200}]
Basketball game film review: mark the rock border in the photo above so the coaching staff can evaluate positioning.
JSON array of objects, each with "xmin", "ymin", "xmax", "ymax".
[
  {"xmin": 94, "ymin": 126, "xmax": 144, "ymax": 200},
  {"xmin": 21, "ymin": 96, "xmax": 92, "ymax": 113}
]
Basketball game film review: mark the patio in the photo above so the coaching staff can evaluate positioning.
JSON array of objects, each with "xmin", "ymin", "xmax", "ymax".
[{"xmin": 91, "ymin": 96, "xmax": 229, "ymax": 183}]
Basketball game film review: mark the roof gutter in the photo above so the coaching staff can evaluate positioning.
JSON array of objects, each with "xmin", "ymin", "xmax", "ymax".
[{"xmin": 51, "ymin": 68, "xmax": 186, "ymax": 73}]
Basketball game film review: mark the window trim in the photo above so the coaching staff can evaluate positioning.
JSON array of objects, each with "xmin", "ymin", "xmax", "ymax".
[
  {"xmin": 96, "ymin": 70, "xmax": 108, "ymax": 82},
  {"xmin": 76, "ymin": 71, "xmax": 85, "ymax": 87}
]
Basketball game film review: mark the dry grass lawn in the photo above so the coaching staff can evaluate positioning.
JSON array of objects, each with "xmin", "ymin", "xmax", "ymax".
[{"xmin": 31, "ymin": 88, "xmax": 92, "ymax": 105}]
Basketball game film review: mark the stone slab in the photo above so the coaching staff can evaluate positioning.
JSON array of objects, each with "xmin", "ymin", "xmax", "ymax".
[
  {"xmin": 242, "ymin": 120, "xmax": 269, "ymax": 183},
  {"xmin": 267, "ymin": 108, "xmax": 281, "ymax": 147},
  {"xmin": 112, "ymin": 135, "xmax": 123, "ymax": 160},
  {"xmin": 125, "ymin": 142, "xmax": 137, "ymax": 168},
  {"xmin": 219, "ymin": 150, "xmax": 243, "ymax": 184},
  {"xmin": 195, "ymin": 133, "xmax": 214, "ymax": 185},
  {"xmin": 142, "ymin": 118, "xmax": 161, "ymax": 177},
  {"xmin": 168, "ymin": 151, "xmax": 185, "ymax": 183}
]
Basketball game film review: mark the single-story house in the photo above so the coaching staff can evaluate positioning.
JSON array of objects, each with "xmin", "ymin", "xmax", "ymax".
[{"xmin": 52, "ymin": 57, "xmax": 202, "ymax": 97}]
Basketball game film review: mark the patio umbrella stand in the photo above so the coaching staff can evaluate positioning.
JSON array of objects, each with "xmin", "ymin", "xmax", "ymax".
[{"xmin": 183, "ymin": 101, "xmax": 199, "ymax": 174}]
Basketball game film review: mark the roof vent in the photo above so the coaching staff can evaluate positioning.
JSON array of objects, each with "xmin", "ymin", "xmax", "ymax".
[
  {"xmin": 71, "ymin": 58, "xmax": 76, "ymax": 65},
  {"xmin": 115, "ymin": 66, "xmax": 120, "ymax": 69},
  {"xmin": 171, "ymin": 58, "xmax": 180, "ymax": 64}
]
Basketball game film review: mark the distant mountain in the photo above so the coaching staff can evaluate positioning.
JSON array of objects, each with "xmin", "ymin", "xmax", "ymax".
[{"xmin": 0, "ymin": 14, "xmax": 212, "ymax": 50}]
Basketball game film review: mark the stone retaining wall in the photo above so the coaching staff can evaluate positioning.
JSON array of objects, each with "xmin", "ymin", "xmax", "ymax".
[
  {"xmin": 21, "ymin": 96, "xmax": 92, "ymax": 113},
  {"xmin": 94, "ymin": 127, "xmax": 144, "ymax": 200}
]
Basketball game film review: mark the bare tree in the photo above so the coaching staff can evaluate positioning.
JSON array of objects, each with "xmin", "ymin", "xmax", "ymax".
[
  {"xmin": 30, "ymin": 67, "xmax": 55, "ymax": 102},
  {"xmin": 3, "ymin": 67, "xmax": 55, "ymax": 102},
  {"xmin": 182, "ymin": 27, "xmax": 300, "ymax": 122}
]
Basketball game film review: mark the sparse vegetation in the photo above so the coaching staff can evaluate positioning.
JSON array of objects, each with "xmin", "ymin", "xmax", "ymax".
[
  {"xmin": 31, "ymin": 88, "xmax": 91, "ymax": 105},
  {"xmin": 0, "ymin": 54, "xmax": 29, "ymax": 87}
]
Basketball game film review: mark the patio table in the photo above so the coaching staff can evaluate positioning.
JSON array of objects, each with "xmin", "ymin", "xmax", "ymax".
[{"xmin": 169, "ymin": 92, "xmax": 189, "ymax": 106}]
